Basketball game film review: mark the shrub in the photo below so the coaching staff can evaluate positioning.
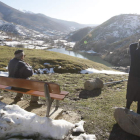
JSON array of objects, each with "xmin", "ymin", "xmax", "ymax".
[{"xmin": 15, "ymin": 44, "xmax": 25, "ymax": 48}]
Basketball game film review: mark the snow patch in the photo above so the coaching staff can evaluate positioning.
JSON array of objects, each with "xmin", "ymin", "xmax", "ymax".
[
  {"xmin": 0, "ymin": 103, "xmax": 74, "ymax": 139},
  {"xmin": 72, "ymin": 133, "xmax": 96, "ymax": 140},
  {"xmin": 36, "ymin": 68, "xmax": 54, "ymax": 74},
  {"xmin": 0, "ymin": 71, "xmax": 8, "ymax": 77},
  {"xmin": 80, "ymin": 68, "xmax": 127, "ymax": 75},
  {"xmin": 44, "ymin": 63, "xmax": 50, "ymax": 65},
  {"xmin": 0, "ymin": 103, "xmax": 96, "ymax": 140},
  {"xmin": 81, "ymin": 50, "xmax": 96, "ymax": 54},
  {"xmin": 73, "ymin": 120, "xmax": 85, "ymax": 133},
  {"xmin": 64, "ymin": 42, "xmax": 76, "ymax": 48}
]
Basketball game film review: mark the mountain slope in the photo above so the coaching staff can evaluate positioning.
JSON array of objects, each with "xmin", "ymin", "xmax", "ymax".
[
  {"xmin": 0, "ymin": 1, "xmax": 88, "ymax": 33},
  {"xmin": 65, "ymin": 27, "xmax": 93, "ymax": 42},
  {"xmin": 0, "ymin": 19, "xmax": 46, "ymax": 37},
  {"xmin": 37, "ymin": 13, "xmax": 88, "ymax": 31},
  {"xmin": 74, "ymin": 14, "xmax": 140, "ymax": 52},
  {"xmin": 0, "ymin": 1, "xmax": 68, "ymax": 32}
]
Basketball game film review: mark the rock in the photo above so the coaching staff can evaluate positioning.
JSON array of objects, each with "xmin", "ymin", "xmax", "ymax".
[
  {"xmin": 0, "ymin": 96, "xmax": 4, "ymax": 100},
  {"xmin": 114, "ymin": 107, "xmax": 140, "ymax": 137},
  {"xmin": 84, "ymin": 78, "xmax": 104, "ymax": 91}
]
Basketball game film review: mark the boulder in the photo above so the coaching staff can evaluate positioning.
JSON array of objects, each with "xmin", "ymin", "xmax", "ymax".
[
  {"xmin": 84, "ymin": 78, "xmax": 103, "ymax": 91},
  {"xmin": 114, "ymin": 107, "xmax": 140, "ymax": 137}
]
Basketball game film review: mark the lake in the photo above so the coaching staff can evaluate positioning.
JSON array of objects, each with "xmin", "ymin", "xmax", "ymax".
[{"xmin": 48, "ymin": 47, "xmax": 113, "ymax": 67}]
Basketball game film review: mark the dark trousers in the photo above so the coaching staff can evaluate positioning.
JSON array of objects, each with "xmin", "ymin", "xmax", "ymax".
[
  {"xmin": 126, "ymin": 100, "xmax": 140, "ymax": 114},
  {"xmin": 16, "ymin": 93, "xmax": 39, "ymax": 102}
]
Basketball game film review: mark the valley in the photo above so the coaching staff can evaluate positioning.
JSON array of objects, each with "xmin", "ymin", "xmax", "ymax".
[{"xmin": 0, "ymin": 1, "xmax": 140, "ymax": 140}]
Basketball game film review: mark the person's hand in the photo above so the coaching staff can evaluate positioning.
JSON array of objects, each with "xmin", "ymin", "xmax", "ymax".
[
  {"xmin": 138, "ymin": 39, "xmax": 140, "ymax": 49},
  {"xmin": 26, "ymin": 63, "xmax": 30, "ymax": 66}
]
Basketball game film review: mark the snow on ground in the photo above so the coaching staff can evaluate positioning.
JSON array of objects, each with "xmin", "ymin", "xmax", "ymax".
[
  {"xmin": 44, "ymin": 63, "xmax": 50, "ymax": 65},
  {"xmin": 4, "ymin": 41, "xmax": 21, "ymax": 47},
  {"xmin": 25, "ymin": 45, "xmax": 48, "ymax": 50},
  {"xmin": 81, "ymin": 50, "xmax": 96, "ymax": 54},
  {"xmin": 36, "ymin": 68, "xmax": 54, "ymax": 74},
  {"xmin": 54, "ymin": 39, "xmax": 75, "ymax": 48},
  {"xmin": 0, "ymin": 102, "xmax": 74, "ymax": 139},
  {"xmin": 0, "ymin": 67, "xmax": 127, "ymax": 77},
  {"xmin": 72, "ymin": 134, "xmax": 96, "ymax": 140},
  {"xmin": 64, "ymin": 42, "xmax": 75, "ymax": 48},
  {"xmin": 3, "ymin": 41, "xmax": 48, "ymax": 49},
  {"xmin": 0, "ymin": 102, "xmax": 96, "ymax": 140},
  {"xmin": 0, "ymin": 71, "xmax": 8, "ymax": 77},
  {"xmin": 80, "ymin": 68, "xmax": 127, "ymax": 74}
]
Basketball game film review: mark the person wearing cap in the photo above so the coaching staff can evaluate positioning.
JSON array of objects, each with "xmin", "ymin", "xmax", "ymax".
[
  {"xmin": 126, "ymin": 40, "xmax": 140, "ymax": 114},
  {"xmin": 8, "ymin": 50, "xmax": 38, "ymax": 104}
]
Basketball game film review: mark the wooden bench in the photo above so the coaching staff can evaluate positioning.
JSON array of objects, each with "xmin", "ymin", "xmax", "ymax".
[{"xmin": 0, "ymin": 76, "xmax": 69, "ymax": 117}]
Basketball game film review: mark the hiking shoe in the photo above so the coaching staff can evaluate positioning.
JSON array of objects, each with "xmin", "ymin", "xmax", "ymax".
[
  {"xmin": 29, "ymin": 101, "xmax": 38, "ymax": 105},
  {"xmin": 0, "ymin": 96, "xmax": 4, "ymax": 100},
  {"xmin": 14, "ymin": 97, "xmax": 21, "ymax": 102}
]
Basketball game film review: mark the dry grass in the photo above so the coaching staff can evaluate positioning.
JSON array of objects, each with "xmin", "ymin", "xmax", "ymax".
[{"xmin": 29, "ymin": 73, "xmax": 140, "ymax": 140}]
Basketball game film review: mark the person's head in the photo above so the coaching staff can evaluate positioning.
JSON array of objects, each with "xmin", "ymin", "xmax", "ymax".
[{"xmin": 14, "ymin": 50, "xmax": 25, "ymax": 60}]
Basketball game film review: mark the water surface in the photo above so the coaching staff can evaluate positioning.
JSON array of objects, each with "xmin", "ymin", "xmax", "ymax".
[{"xmin": 48, "ymin": 47, "xmax": 113, "ymax": 67}]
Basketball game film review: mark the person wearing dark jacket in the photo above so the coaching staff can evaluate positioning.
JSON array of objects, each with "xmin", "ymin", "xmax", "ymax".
[
  {"xmin": 8, "ymin": 50, "xmax": 38, "ymax": 104},
  {"xmin": 126, "ymin": 40, "xmax": 140, "ymax": 114}
]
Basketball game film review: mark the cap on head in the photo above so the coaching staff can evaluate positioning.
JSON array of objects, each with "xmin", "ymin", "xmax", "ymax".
[
  {"xmin": 14, "ymin": 50, "xmax": 25, "ymax": 59},
  {"xmin": 14, "ymin": 50, "xmax": 24, "ymax": 55}
]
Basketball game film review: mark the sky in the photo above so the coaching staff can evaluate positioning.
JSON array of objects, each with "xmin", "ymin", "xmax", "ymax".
[{"xmin": 0, "ymin": 0, "xmax": 140, "ymax": 25}]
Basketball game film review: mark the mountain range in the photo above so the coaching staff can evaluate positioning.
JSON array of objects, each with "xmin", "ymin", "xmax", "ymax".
[
  {"xmin": 74, "ymin": 14, "xmax": 140, "ymax": 52},
  {"xmin": 1, "ymin": 1, "xmax": 139, "ymax": 67},
  {"xmin": 73, "ymin": 14, "xmax": 140, "ymax": 66},
  {"xmin": 0, "ymin": 1, "xmax": 91, "ymax": 34}
]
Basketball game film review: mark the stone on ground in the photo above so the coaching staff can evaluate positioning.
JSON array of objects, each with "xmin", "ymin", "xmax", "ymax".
[
  {"xmin": 84, "ymin": 78, "xmax": 104, "ymax": 91},
  {"xmin": 114, "ymin": 107, "xmax": 140, "ymax": 137}
]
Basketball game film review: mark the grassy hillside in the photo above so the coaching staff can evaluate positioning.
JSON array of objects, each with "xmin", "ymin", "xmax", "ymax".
[
  {"xmin": 1, "ymin": 73, "xmax": 134, "ymax": 139},
  {"xmin": 0, "ymin": 46, "xmax": 112, "ymax": 73},
  {"xmin": 1, "ymin": 46, "xmax": 138, "ymax": 140},
  {"xmin": 30, "ymin": 73, "xmax": 138, "ymax": 140}
]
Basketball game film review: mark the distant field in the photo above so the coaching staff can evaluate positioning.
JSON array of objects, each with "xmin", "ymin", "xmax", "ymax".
[{"xmin": 0, "ymin": 46, "xmax": 112, "ymax": 73}]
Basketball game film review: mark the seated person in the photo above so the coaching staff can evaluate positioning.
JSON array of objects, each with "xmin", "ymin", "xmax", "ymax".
[{"xmin": 8, "ymin": 50, "xmax": 38, "ymax": 104}]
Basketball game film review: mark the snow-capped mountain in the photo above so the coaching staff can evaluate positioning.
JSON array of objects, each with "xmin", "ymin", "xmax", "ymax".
[
  {"xmin": 74, "ymin": 14, "xmax": 140, "ymax": 52},
  {"xmin": 0, "ymin": 1, "xmax": 89, "ymax": 34},
  {"xmin": 19, "ymin": 9, "xmax": 35, "ymax": 14}
]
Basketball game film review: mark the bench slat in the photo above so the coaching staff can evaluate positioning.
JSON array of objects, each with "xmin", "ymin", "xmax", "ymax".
[
  {"xmin": 0, "ymin": 76, "xmax": 61, "ymax": 94},
  {"xmin": 0, "ymin": 85, "xmax": 65, "ymax": 100},
  {"xmin": 60, "ymin": 91, "xmax": 69, "ymax": 95}
]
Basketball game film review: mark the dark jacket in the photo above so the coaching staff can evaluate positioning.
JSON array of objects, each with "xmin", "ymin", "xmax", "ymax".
[
  {"xmin": 129, "ymin": 43, "xmax": 140, "ymax": 78},
  {"xmin": 8, "ymin": 58, "xmax": 33, "ymax": 79},
  {"xmin": 126, "ymin": 43, "xmax": 140, "ymax": 102}
]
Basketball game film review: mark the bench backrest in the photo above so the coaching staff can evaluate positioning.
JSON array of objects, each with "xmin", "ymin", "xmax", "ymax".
[{"xmin": 0, "ymin": 76, "xmax": 61, "ymax": 94}]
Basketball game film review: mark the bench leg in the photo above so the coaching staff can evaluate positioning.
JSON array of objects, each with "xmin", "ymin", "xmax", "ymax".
[
  {"xmin": 44, "ymin": 83, "xmax": 54, "ymax": 117},
  {"xmin": 55, "ymin": 100, "xmax": 59, "ymax": 110},
  {"xmin": 46, "ymin": 99, "xmax": 54, "ymax": 117}
]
